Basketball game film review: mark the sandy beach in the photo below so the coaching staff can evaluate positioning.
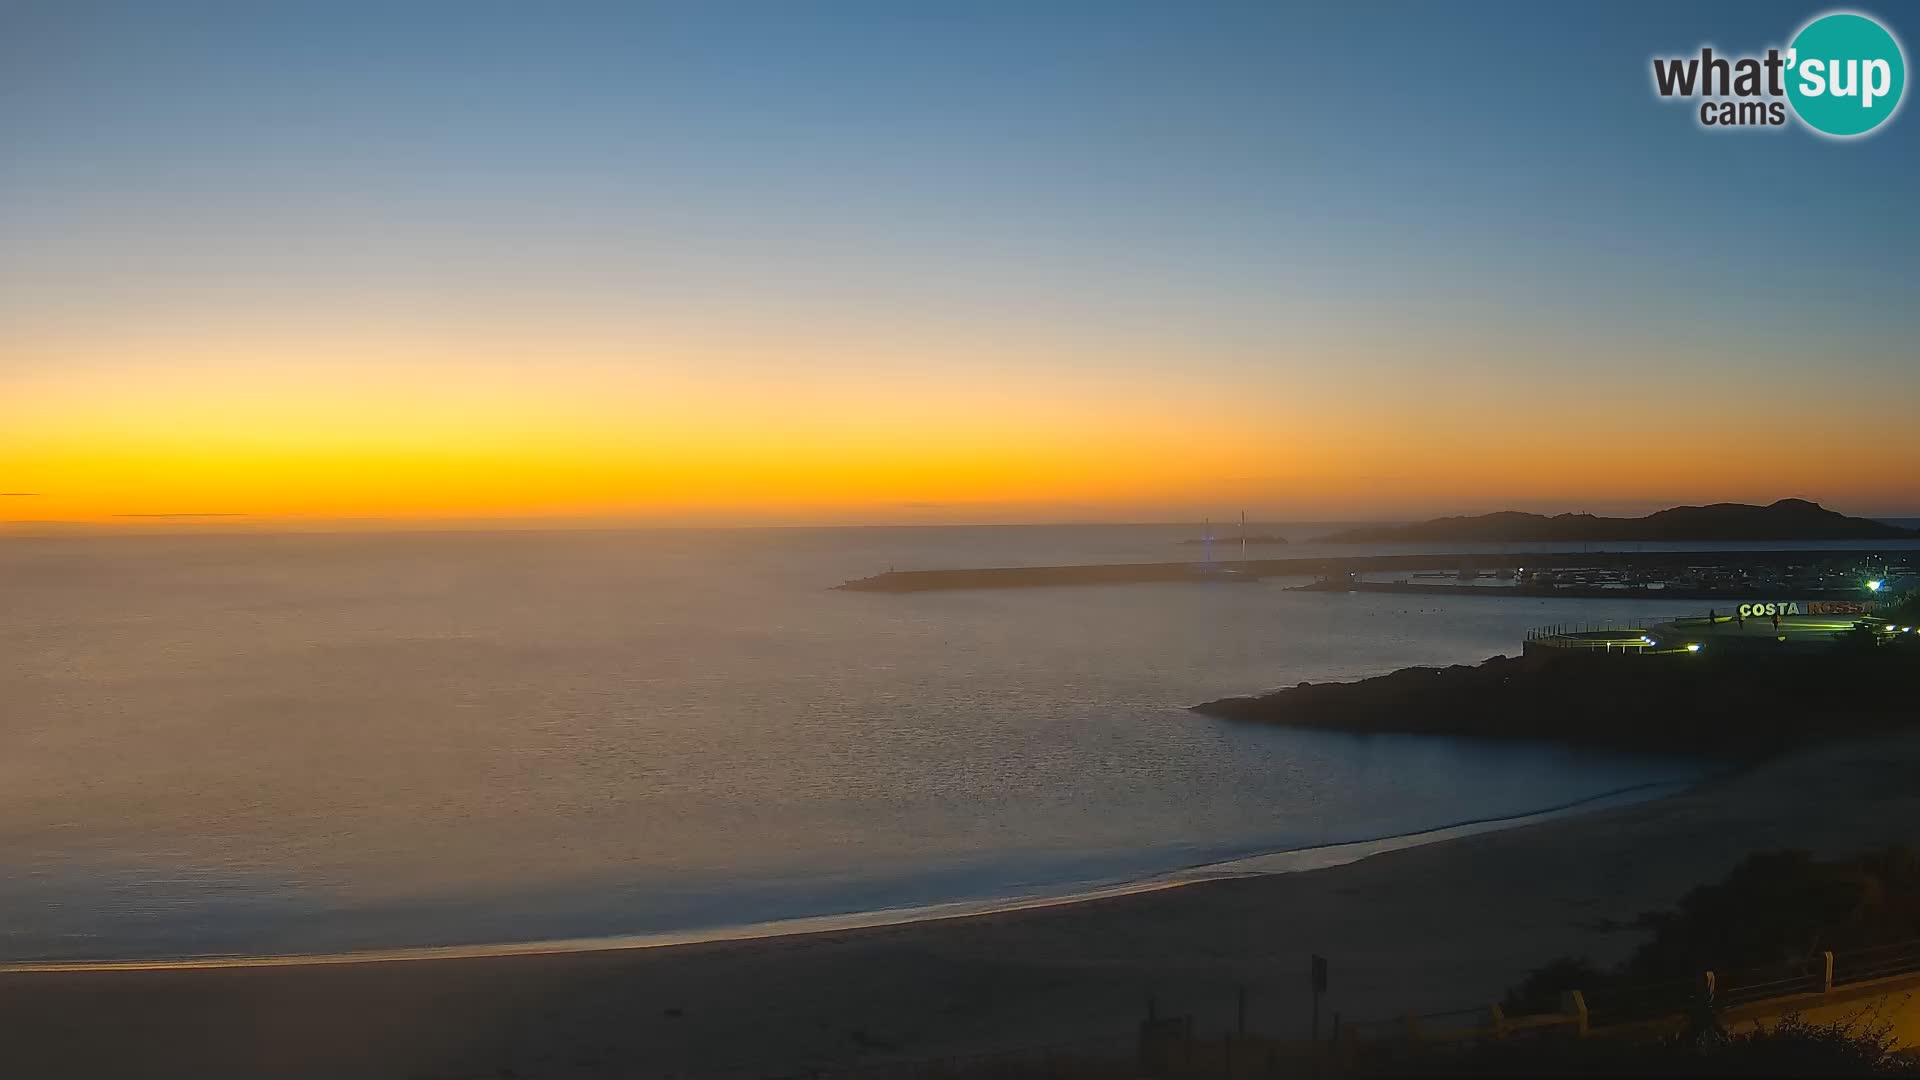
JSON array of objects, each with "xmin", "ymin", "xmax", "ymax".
[{"xmin": 2, "ymin": 732, "xmax": 1917, "ymax": 1079}]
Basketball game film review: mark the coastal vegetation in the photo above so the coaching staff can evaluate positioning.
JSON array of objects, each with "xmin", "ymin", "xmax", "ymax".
[
  {"xmin": 1505, "ymin": 847, "xmax": 1920, "ymax": 1015},
  {"xmin": 1443, "ymin": 849, "xmax": 1920, "ymax": 1077},
  {"xmin": 1192, "ymin": 648, "xmax": 1918, "ymax": 758},
  {"xmin": 1364, "ymin": 1014, "xmax": 1920, "ymax": 1077}
]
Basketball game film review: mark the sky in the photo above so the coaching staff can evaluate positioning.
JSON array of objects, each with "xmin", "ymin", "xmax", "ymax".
[{"xmin": 4, "ymin": 0, "xmax": 1918, "ymax": 528}]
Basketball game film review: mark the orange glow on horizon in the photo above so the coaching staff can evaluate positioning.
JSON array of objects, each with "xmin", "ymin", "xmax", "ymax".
[{"xmin": 6, "ymin": 321, "xmax": 1918, "ymax": 528}]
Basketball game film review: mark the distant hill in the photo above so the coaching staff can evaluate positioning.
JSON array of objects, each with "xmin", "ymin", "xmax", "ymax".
[{"xmin": 1314, "ymin": 499, "xmax": 1918, "ymax": 544}]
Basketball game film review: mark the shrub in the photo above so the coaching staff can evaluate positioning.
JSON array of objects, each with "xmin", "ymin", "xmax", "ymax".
[
  {"xmin": 1505, "ymin": 847, "xmax": 1920, "ymax": 1022},
  {"xmin": 1362, "ymin": 1014, "xmax": 1918, "ymax": 1077}
]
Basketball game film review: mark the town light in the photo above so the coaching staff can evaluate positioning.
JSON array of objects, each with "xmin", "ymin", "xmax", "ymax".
[
  {"xmin": 1867, "ymin": 579, "xmax": 1884, "ymax": 593},
  {"xmin": 1686, "ymin": 643, "xmax": 1702, "ymax": 653}
]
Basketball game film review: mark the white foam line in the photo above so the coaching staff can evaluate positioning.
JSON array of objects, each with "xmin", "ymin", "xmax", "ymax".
[{"xmin": 0, "ymin": 778, "xmax": 1694, "ymax": 974}]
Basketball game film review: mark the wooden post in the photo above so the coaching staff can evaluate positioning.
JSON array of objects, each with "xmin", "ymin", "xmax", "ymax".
[
  {"xmin": 1559, "ymin": 990, "xmax": 1589, "ymax": 1037},
  {"xmin": 1310, "ymin": 955, "xmax": 1328, "ymax": 1047},
  {"xmin": 1821, "ymin": 951, "xmax": 1835, "ymax": 994},
  {"xmin": 1487, "ymin": 1003, "xmax": 1508, "ymax": 1040},
  {"xmin": 1701, "ymin": 970, "xmax": 1716, "ymax": 1005},
  {"xmin": 1238, "ymin": 984, "xmax": 1247, "ymax": 1035}
]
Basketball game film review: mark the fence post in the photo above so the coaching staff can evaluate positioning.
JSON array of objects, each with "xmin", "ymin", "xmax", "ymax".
[
  {"xmin": 1559, "ymin": 990, "xmax": 1589, "ymax": 1037},
  {"xmin": 1821, "ymin": 951, "xmax": 1834, "ymax": 994},
  {"xmin": 1700, "ymin": 970, "xmax": 1716, "ymax": 1006},
  {"xmin": 1486, "ymin": 1003, "xmax": 1508, "ymax": 1040}
]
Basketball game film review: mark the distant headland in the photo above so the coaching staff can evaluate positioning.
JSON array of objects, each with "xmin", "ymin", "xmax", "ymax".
[
  {"xmin": 1192, "ymin": 645, "xmax": 1919, "ymax": 759},
  {"xmin": 1313, "ymin": 498, "xmax": 1915, "ymax": 544}
]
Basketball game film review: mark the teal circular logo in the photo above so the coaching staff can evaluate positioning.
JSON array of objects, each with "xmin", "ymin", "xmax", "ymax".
[{"xmin": 1786, "ymin": 12, "xmax": 1906, "ymax": 137}]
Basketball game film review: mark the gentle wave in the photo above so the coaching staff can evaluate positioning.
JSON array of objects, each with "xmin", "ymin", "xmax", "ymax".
[{"xmin": 0, "ymin": 776, "xmax": 1694, "ymax": 974}]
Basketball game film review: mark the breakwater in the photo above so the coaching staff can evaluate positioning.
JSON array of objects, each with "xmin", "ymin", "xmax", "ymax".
[{"xmin": 835, "ymin": 548, "xmax": 1897, "ymax": 593}]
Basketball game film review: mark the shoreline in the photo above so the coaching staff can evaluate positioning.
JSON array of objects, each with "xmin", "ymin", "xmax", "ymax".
[
  {"xmin": 6, "ymin": 734, "xmax": 1916, "ymax": 1078},
  {"xmin": 0, "ymin": 775, "xmax": 1699, "ymax": 974}
]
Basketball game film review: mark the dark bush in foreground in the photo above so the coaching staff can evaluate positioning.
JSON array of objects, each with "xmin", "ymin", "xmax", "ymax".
[
  {"xmin": 1503, "ymin": 955, "xmax": 1611, "ymax": 1016},
  {"xmin": 1363, "ymin": 1015, "xmax": 1919, "ymax": 1078},
  {"xmin": 1628, "ymin": 848, "xmax": 1920, "ymax": 978},
  {"xmin": 1507, "ymin": 847, "xmax": 1920, "ymax": 1016}
]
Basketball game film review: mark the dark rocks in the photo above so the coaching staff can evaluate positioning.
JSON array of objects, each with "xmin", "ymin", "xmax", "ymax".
[{"xmin": 1192, "ymin": 651, "xmax": 1917, "ymax": 759}]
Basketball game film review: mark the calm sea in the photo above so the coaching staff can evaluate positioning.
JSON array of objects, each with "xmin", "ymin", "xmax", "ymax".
[{"xmin": 9, "ymin": 523, "xmax": 1882, "ymax": 961}]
